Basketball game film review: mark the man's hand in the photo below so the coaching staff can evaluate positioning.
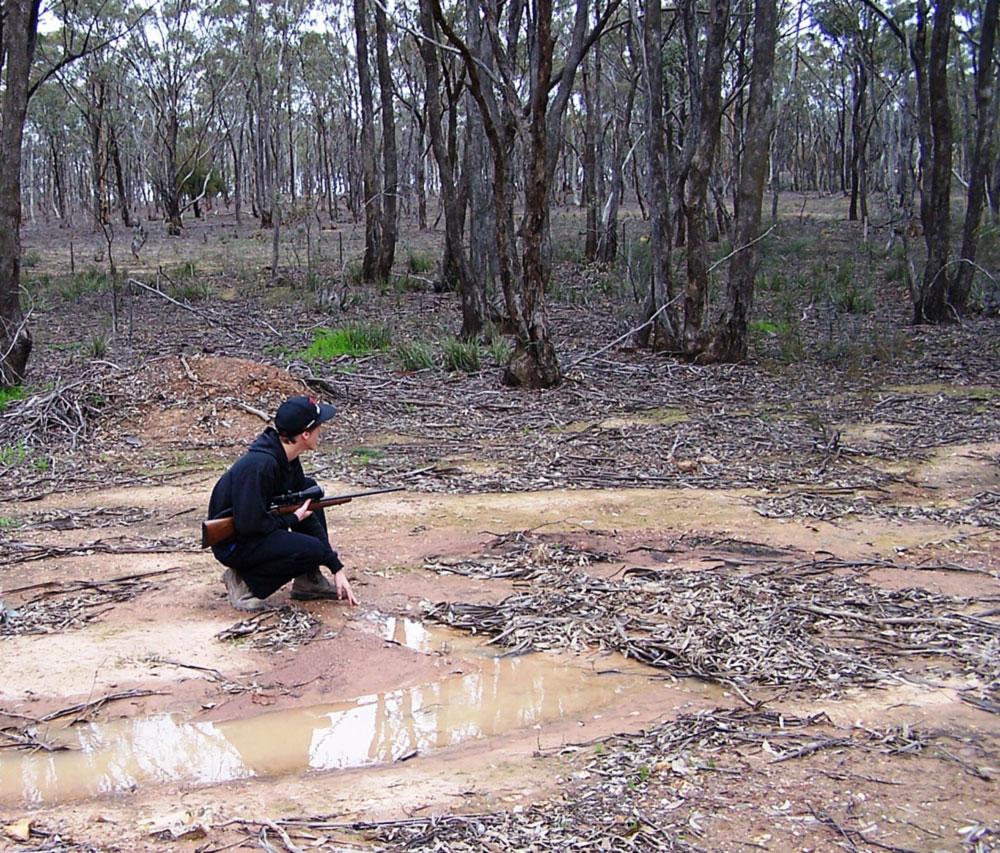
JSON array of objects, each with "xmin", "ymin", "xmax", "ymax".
[
  {"xmin": 293, "ymin": 498, "xmax": 313, "ymax": 523},
  {"xmin": 335, "ymin": 571, "xmax": 359, "ymax": 606}
]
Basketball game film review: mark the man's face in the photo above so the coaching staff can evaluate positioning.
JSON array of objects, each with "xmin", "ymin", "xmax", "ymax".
[{"xmin": 302, "ymin": 422, "xmax": 323, "ymax": 451}]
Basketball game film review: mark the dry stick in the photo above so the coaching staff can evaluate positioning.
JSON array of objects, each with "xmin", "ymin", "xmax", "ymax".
[
  {"xmin": 40, "ymin": 689, "xmax": 167, "ymax": 723},
  {"xmin": 128, "ymin": 277, "xmax": 243, "ymax": 340},
  {"xmin": 262, "ymin": 820, "xmax": 303, "ymax": 853},
  {"xmin": 0, "ymin": 729, "xmax": 68, "ymax": 752},
  {"xmin": 150, "ymin": 657, "xmax": 227, "ymax": 682},
  {"xmin": 232, "ymin": 400, "xmax": 269, "ymax": 421},
  {"xmin": 2, "ymin": 539, "xmax": 193, "ymax": 568},
  {"xmin": 1, "ymin": 565, "xmax": 183, "ymax": 596},
  {"xmin": 566, "ymin": 295, "xmax": 681, "ymax": 370}
]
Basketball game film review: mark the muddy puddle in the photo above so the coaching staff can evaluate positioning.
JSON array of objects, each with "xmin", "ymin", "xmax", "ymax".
[{"xmin": 1, "ymin": 614, "xmax": 718, "ymax": 805}]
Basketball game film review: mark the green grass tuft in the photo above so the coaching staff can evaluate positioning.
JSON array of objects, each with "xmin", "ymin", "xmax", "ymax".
[
  {"xmin": 0, "ymin": 440, "xmax": 27, "ymax": 466},
  {"xmin": 440, "ymin": 335, "xmax": 480, "ymax": 372},
  {"xmin": 407, "ymin": 251, "xmax": 435, "ymax": 274},
  {"xmin": 396, "ymin": 340, "xmax": 437, "ymax": 371},
  {"xmin": 303, "ymin": 322, "xmax": 392, "ymax": 360},
  {"xmin": 0, "ymin": 385, "xmax": 26, "ymax": 413}
]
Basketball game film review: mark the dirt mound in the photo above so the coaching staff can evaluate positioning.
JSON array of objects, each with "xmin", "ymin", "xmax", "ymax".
[{"xmin": 134, "ymin": 355, "xmax": 307, "ymax": 448}]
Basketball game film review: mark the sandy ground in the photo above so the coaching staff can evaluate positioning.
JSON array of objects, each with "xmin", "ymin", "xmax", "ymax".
[{"xmin": 1, "ymin": 356, "xmax": 999, "ymax": 852}]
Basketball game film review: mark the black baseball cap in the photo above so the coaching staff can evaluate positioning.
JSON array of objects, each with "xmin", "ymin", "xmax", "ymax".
[{"xmin": 274, "ymin": 396, "xmax": 336, "ymax": 438}]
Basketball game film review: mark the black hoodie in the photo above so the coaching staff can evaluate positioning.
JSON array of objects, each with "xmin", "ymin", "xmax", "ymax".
[{"xmin": 208, "ymin": 427, "xmax": 341, "ymax": 569}]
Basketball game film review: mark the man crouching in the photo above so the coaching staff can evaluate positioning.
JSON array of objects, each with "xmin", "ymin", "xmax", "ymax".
[{"xmin": 208, "ymin": 395, "xmax": 358, "ymax": 611}]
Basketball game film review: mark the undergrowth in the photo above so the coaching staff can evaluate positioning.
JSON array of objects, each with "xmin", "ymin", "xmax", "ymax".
[{"xmin": 302, "ymin": 322, "xmax": 391, "ymax": 360}]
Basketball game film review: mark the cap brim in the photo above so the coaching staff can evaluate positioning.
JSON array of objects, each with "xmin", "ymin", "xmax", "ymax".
[{"xmin": 316, "ymin": 402, "xmax": 336, "ymax": 424}]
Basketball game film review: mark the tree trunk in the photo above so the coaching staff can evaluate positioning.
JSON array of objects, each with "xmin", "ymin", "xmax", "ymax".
[
  {"xmin": 681, "ymin": 0, "xmax": 729, "ymax": 355},
  {"xmin": 636, "ymin": 0, "xmax": 676, "ymax": 349},
  {"xmin": 598, "ymin": 49, "xmax": 637, "ymax": 263},
  {"xmin": 418, "ymin": 0, "xmax": 483, "ymax": 337},
  {"xmin": 374, "ymin": 0, "xmax": 397, "ymax": 281},
  {"xmin": 915, "ymin": 0, "xmax": 955, "ymax": 323},
  {"xmin": 464, "ymin": 3, "xmax": 497, "ymax": 316},
  {"xmin": 354, "ymin": 0, "xmax": 381, "ymax": 282},
  {"xmin": 848, "ymin": 61, "xmax": 866, "ymax": 222},
  {"xmin": 416, "ymin": 123, "xmax": 427, "ymax": 231},
  {"xmin": 947, "ymin": 0, "xmax": 998, "ymax": 312},
  {"xmin": 508, "ymin": 0, "xmax": 560, "ymax": 388},
  {"xmin": 582, "ymin": 55, "xmax": 599, "ymax": 261},
  {"xmin": 109, "ymin": 124, "xmax": 133, "ymax": 227},
  {"xmin": 0, "ymin": 0, "xmax": 39, "ymax": 386},
  {"xmin": 432, "ymin": 0, "xmax": 560, "ymax": 387},
  {"xmin": 88, "ymin": 75, "xmax": 111, "ymax": 228},
  {"xmin": 708, "ymin": 0, "xmax": 778, "ymax": 362}
]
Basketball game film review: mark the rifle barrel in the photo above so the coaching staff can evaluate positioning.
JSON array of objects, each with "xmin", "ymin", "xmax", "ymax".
[{"xmin": 201, "ymin": 485, "xmax": 404, "ymax": 549}]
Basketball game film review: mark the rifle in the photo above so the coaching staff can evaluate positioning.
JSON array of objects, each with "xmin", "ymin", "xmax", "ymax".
[{"xmin": 201, "ymin": 485, "xmax": 404, "ymax": 549}]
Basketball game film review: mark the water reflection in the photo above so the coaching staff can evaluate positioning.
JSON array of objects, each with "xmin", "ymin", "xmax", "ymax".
[{"xmin": 1, "ymin": 643, "xmax": 654, "ymax": 804}]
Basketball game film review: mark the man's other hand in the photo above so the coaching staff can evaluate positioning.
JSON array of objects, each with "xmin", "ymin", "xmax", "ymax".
[
  {"xmin": 293, "ymin": 498, "xmax": 313, "ymax": 523},
  {"xmin": 335, "ymin": 571, "xmax": 359, "ymax": 606}
]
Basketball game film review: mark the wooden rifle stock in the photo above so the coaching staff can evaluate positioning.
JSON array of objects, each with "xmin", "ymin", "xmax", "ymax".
[{"xmin": 201, "ymin": 486, "xmax": 404, "ymax": 549}]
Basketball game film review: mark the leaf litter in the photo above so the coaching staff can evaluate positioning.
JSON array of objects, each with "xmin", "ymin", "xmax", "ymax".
[{"xmin": 425, "ymin": 536, "xmax": 1000, "ymax": 705}]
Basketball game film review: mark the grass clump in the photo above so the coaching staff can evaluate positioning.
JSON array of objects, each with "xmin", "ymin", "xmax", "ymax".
[
  {"xmin": 485, "ymin": 334, "xmax": 512, "ymax": 365},
  {"xmin": 167, "ymin": 277, "xmax": 210, "ymax": 302},
  {"xmin": 171, "ymin": 260, "xmax": 197, "ymax": 280},
  {"xmin": 88, "ymin": 335, "xmax": 108, "ymax": 359},
  {"xmin": 350, "ymin": 447, "xmax": 385, "ymax": 465},
  {"xmin": 58, "ymin": 267, "xmax": 111, "ymax": 302},
  {"xmin": 0, "ymin": 385, "xmax": 26, "ymax": 412},
  {"xmin": 407, "ymin": 251, "xmax": 435, "ymax": 274},
  {"xmin": 396, "ymin": 340, "xmax": 437, "ymax": 371},
  {"xmin": 441, "ymin": 335, "xmax": 480, "ymax": 372},
  {"xmin": 303, "ymin": 322, "xmax": 391, "ymax": 360},
  {"xmin": 828, "ymin": 261, "xmax": 874, "ymax": 314},
  {"xmin": 0, "ymin": 440, "xmax": 27, "ymax": 466}
]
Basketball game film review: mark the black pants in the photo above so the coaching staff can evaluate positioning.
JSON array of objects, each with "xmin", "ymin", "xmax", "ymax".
[{"xmin": 218, "ymin": 507, "xmax": 330, "ymax": 600}]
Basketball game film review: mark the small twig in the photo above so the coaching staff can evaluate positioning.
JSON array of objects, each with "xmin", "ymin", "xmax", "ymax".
[
  {"xmin": 40, "ymin": 689, "xmax": 167, "ymax": 722},
  {"xmin": 129, "ymin": 277, "xmax": 243, "ymax": 340}
]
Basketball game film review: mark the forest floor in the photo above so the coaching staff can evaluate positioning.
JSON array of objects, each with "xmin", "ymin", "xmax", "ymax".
[{"xmin": 1, "ymin": 196, "xmax": 1000, "ymax": 852}]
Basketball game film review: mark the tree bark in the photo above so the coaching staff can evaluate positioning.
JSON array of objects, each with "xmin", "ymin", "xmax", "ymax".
[
  {"xmin": 947, "ymin": 0, "xmax": 998, "ymax": 312},
  {"xmin": 464, "ymin": 3, "xmax": 497, "ymax": 315},
  {"xmin": 374, "ymin": 0, "xmax": 397, "ymax": 281},
  {"xmin": 354, "ymin": 0, "xmax": 381, "ymax": 281},
  {"xmin": 417, "ymin": 0, "xmax": 483, "ymax": 338},
  {"xmin": 915, "ymin": 0, "xmax": 955, "ymax": 323},
  {"xmin": 848, "ymin": 60, "xmax": 867, "ymax": 222},
  {"xmin": 0, "ymin": 0, "xmax": 40, "ymax": 386},
  {"xmin": 432, "ymin": 0, "xmax": 559, "ymax": 387},
  {"xmin": 636, "ymin": 0, "xmax": 676, "ymax": 349},
  {"xmin": 507, "ymin": 0, "xmax": 560, "ymax": 387},
  {"xmin": 582, "ymin": 55, "xmax": 599, "ymax": 261},
  {"xmin": 681, "ymin": 0, "xmax": 729, "ymax": 354},
  {"xmin": 708, "ymin": 0, "xmax": 778, "ymax": 362}
]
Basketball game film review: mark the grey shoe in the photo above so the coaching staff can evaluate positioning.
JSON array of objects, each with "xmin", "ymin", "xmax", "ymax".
[
  {"xmin": 291, "ymin": 568, "xmax": 340, "ymax": 601},
  {"xmin": 223, "ymin": 568, "xmax": 268, "ymax": 612}
]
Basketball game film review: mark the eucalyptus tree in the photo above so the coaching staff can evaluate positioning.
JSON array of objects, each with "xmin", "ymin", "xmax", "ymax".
[
  {"xmin": 297, "ymin": 29, "xmax": 341, "ymax": 222},
  {"xmin": 636, "ymin": 0, "xmax": 778, "ymax": 362},
  {"xmin": 353, "ymin": 0, "xmax": 381, "ymax": 279},
  {"xmin": 23, "ymin": 79, "xmax": 81, "ymax": 221},
  {"xmin": 373, "ymin": 0, "xmax": 398, "ymax": 280},
  {"xmin": 427, "ymin": 0, "xmax": 620, "ymax": 387},
  {"xmin": 125, "ymin": 0, "xmax": 228, "ymax": 234},
  {"xmin": 393, "ymin": 33, "xmax": 429, "ymax": 230},
  {"xmin": 1, "ymin": 0, "xmax": 138, "ymax": 385},
  {"xmin": 51, "ymin": 29, "xmax": 141, "ymax": 228},
  {"xmin": 417, "ymin": 0, "xmax": 483, "ymax": 336},
  {"xmin": 864, "ymin": 0, "xmax": 998, "ymax": 322},
  {"xmin": 595, "ymin": 37, "xmax": 639, "ymax": 262}
]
